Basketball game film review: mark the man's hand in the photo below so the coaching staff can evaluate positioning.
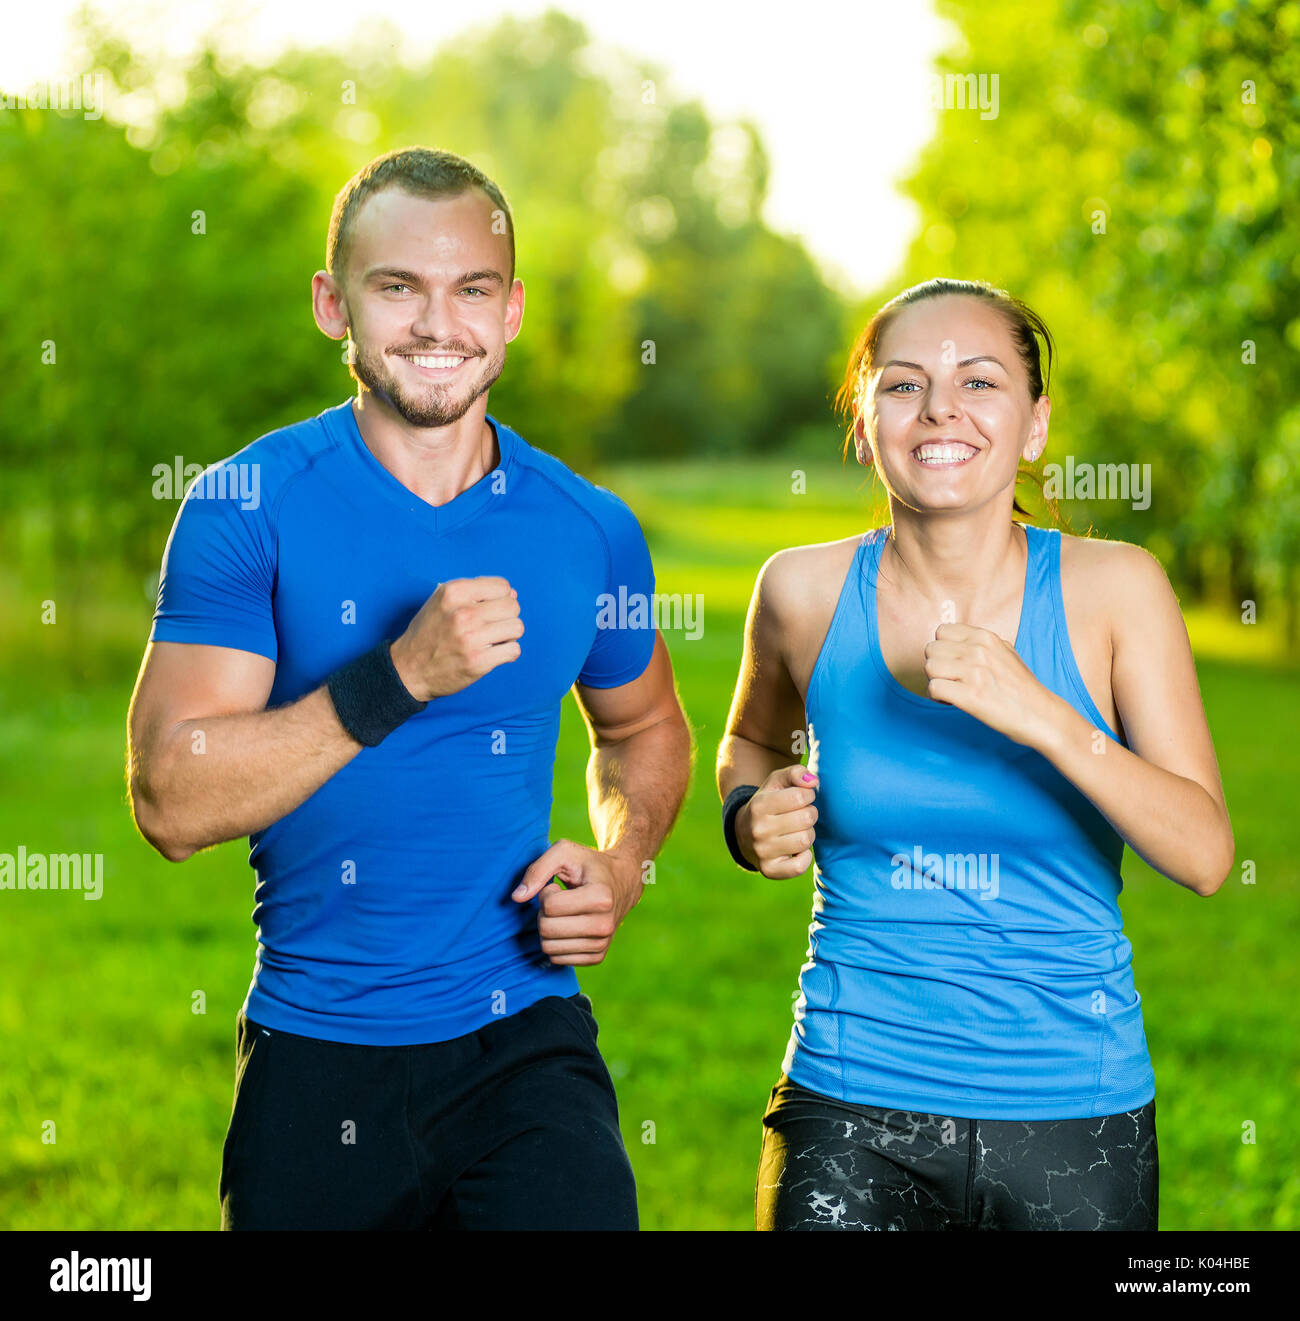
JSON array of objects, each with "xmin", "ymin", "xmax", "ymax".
[
  {"xmin": 511, "ymin": 839, "xmax": 642, "ymax": 966},
  {"xmin": 389, "ymin": 576, "xmax": 523, "ymax": 702}
]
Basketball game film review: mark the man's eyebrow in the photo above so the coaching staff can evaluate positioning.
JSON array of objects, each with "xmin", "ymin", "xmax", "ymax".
[
  {"xmin": 364, "ymin": 267, "xmax": 423, "ymax": 284},
  {"xmin": 361, "ymin": 267, "xmax": 505, "ymax": 286},
  {"xmin": 881, "ymin": 356, "xmax": 1008, "ymax": 370},
  {"xmin": 455, "ymin": 269, "xmax": 504, "ymax": 286}
]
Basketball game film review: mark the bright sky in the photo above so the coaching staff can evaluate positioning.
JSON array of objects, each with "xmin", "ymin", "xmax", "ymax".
[{"xmin": 1, "ymin": 0, "xmax": 955, "ymax": 297}]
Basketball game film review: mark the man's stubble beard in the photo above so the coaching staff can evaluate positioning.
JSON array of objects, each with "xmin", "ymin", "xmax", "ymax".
[{"xmin": 349, "ymin": 339, "xmax": 506, "ymax": 427}]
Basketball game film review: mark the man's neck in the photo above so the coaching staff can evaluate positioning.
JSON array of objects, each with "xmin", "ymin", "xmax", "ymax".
[{"xmin": 351, "ymin": 394, "xmax": 497, "ymax": 508}]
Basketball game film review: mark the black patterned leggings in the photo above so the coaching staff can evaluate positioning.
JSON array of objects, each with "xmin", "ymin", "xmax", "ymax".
[{"xmin": 756, "ymin": 1073, "xmax": 1158, "ymax": 1230}]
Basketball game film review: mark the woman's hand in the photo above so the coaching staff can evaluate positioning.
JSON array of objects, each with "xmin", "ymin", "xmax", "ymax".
[
  {"xmin": 737, "ymin": 764, "xmax": 820, "ymax": 878},
  {"xmin": 923, "ymin": 622, "xmax": 1065, "ymax": 749}
]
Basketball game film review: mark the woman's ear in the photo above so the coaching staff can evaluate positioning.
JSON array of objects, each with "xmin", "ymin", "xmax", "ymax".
[
  {"xmin": 1023, "ymin": 395, "xmax": 1051, "ymax": 463},
  {"xmin": 853, "ymin": 414, "xmax": 873, "ymax": 467}
]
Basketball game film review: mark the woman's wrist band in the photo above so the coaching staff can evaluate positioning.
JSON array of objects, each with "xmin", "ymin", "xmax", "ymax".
[
  {"xmin": 722, "ymin": 784, "xmax": 761, "ymax": 871},
  {"xmin": 327, "ymin": 639, "xmax": 428, "ymax": 747}
]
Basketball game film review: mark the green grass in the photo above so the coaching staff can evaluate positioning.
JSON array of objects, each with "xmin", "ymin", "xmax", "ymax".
[{"xmin": 0, "ymin": 459, "xmax": 1294, "ymax": 1229}]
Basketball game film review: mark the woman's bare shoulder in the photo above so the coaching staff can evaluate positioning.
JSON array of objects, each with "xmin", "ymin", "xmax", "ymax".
[
  {"xmin": 1057, "ymin": 529, "xmax": 1179, "ymax": 636},
  {"xmin": 756, "ymin": 532, "xmax": 874, "ymax": 619},
  {"xmin": 1057, "ymin": 528, "xmax": 1171, "ymax": 580}
]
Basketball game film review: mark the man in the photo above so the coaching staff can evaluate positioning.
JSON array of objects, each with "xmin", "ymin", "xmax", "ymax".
[{"xmin": 126, "ymin": 146, "xmax": 692, "ymax": 1230}]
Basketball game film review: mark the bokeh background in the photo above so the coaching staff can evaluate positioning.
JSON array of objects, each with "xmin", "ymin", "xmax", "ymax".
[{"xmin": 1, "ymin": 0, "xmax": 1296, "ymax": 1229}]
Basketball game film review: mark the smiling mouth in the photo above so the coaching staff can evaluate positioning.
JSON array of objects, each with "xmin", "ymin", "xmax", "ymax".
[
  {"xmin": 911, "ymin": 441, "xmax": 979, "ymax": 467},
  {"xmin": 398, "ymin": 352, "xmax": 472, "ymax": 375}
]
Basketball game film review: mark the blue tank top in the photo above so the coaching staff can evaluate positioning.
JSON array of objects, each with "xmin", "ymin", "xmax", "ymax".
[{"xmin": 782, "ymin": 522, "xmax": 1156, "ymax": 1119}]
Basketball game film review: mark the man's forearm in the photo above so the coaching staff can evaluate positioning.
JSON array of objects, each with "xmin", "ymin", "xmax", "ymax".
[
  {"xmin": 133, "ymin": 684, "xmax": 363, "ymax": 861},
  {"xmin": 587, "ymin": 714, "xmax": 693, "ymax": 903}
]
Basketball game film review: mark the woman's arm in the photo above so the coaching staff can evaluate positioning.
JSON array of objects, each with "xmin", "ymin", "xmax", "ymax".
[
  {"xmin": 717, "ymin": 551, "xmax": 811, "ymax": 793},
  {"xmin": 717, "ymin": 552, "xmax": 820, "ymax": 873},
  {"xmin": 1036, "ymin": 542, "xmax": 1234, "ymax": 895},
  {"xmin": 925, "ymin": 541, "xmax": 1234, "ymax": 896}
]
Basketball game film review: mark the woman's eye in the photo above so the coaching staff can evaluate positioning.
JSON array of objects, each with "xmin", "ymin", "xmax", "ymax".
[{"xmin": 887, "ymin": 378, "xmax": 996, "ymax": 392}]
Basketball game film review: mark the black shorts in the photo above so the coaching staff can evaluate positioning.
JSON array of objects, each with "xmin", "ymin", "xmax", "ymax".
[
  {"xmin": 219, "ymin": 993, "xmax": 637, "ymax": 1229},
  {"xmin": 756, "ymin": 1072, "xmax": 1158, "ymax": 1230}
]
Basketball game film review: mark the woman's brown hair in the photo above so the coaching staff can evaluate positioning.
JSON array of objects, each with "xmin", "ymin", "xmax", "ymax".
[{"xmin": 835, "ymin": 277, "xmax": 1059, "ymax": 521}]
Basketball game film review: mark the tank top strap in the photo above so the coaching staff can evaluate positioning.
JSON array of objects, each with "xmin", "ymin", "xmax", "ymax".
[
  {"xmin": 1014, "ymin": 522, "xmax": 1055, "ymax": 671},
  {"xmin": 862, "ymin": 522, "xmax": 1051, "ymax": 659},
  {"xmin": 804, "ymin": 529, "xmax": 875, "ymax": 732},
  {"xmin": 859, "ymin": 524, "xmax": 886, "ymax": 651}
]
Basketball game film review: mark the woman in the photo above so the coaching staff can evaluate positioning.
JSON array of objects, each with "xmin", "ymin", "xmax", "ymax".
[{"xmin": 717, "ymin": 278, "xmax": 1234, "ymax": 1231}]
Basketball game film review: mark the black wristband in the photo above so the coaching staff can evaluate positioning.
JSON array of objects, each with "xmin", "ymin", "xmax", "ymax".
[
  {"xmin": 327, "ymin": 639, "xmax": 428, "ymax": 747},
  {"xmin": 722, "ymin": 784, "xmax": 761, "ymax": 872}
]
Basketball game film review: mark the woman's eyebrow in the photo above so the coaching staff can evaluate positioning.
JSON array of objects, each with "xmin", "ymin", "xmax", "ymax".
[{"xmin": 882, "ymin": 355, "xmax": 1008, "ymax": 370}]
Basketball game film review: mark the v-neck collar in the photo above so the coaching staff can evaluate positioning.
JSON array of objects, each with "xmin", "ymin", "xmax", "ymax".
[{"xmin": 324, "ymin": 399, "xmax": 518, "ymax": 536}]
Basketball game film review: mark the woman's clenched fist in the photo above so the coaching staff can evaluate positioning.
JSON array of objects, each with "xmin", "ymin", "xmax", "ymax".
[{"xmin": 736, "ymin": 764, "xmax": 820, "ymax": 878}]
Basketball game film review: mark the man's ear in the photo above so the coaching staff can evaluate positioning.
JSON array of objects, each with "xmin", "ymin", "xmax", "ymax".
[
  {"xmin": 504, "ymin": 277, "xmax": 525, "ymax": 344},
  {"xmin": 311, "ymin": 270, "xmax": 350, "ymax": 340}
]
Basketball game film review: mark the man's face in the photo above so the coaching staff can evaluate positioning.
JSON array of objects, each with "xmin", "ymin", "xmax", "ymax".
[{"xmin": 338, "ymin": 187, "xmax": 522, "ymax": 427}]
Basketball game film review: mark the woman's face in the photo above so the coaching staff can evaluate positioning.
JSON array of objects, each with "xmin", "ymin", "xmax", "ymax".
[{"xmin": 856, "ymin": 295, "xmax": 1049, "ymax": 515}]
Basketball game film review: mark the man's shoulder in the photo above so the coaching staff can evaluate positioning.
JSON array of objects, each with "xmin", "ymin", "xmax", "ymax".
[
  {"xmin": 498, "ymin": 419, "xmax": 642, "ymax": 526},
  {"xmin": 186, "ymin": 403, "xmax": 347, "ymax": 518},
  {"xmin": 241, "ymin": 401, "xmax": 346, "ymax": 473}
]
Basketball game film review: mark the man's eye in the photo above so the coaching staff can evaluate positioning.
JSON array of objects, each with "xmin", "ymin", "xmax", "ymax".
[
  {"xmin": 383, "ymin": 284, "xmax": 409, "ymax": 294},
  {"xmin": 460, "ymin": 287, "xmax": 487, "ymax": 297}
]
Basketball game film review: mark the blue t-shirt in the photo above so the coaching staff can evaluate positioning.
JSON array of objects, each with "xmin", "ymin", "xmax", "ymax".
[{"xmin": 149, "ymin": 399, "xmax": 656, "ymax": 1044}]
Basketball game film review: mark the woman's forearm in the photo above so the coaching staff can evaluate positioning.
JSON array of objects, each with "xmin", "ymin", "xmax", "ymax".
[
  {"xmin": 716, "ymin": 732, "xmax": 796, "ymax": 800},
  {"xmin": 1033, "ymin": 692, "xmax": 1234, "ymax": 897}
]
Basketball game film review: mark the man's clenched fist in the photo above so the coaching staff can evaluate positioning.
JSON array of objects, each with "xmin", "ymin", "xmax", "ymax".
[{"xmin": 389, "ymin": 576, "xmax": 524, "ymax": 702}]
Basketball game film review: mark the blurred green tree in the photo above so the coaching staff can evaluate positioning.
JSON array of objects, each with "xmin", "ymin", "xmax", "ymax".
[
  {"xmin": 896, "ymin": 0, "xmax": 1298, "ymax": 639},
  {"xmin": 0, "ymin": 6, "xmax": 843, "ymax": 593}
]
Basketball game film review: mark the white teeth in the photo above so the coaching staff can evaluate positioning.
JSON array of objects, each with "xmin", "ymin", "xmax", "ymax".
[
  {"xmin": 406, "ymin": 354, "xmax": 465, "ymax": 369},
  {"xmin": 914, "ymin": 443, "xmax": 977, "ymax": 464}
]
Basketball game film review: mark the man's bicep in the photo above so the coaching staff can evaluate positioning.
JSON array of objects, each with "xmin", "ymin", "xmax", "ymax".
[
  {"xmin": 129, "ymin": 641, "xmax": 277, "ymax": 753},
  {"xmin": 149, "ymin": 467, "xmax": 279, "ymax": 661},
  {"xmin": 572, "ymin": 631, "xmax": 680, "ymax": 745}
]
